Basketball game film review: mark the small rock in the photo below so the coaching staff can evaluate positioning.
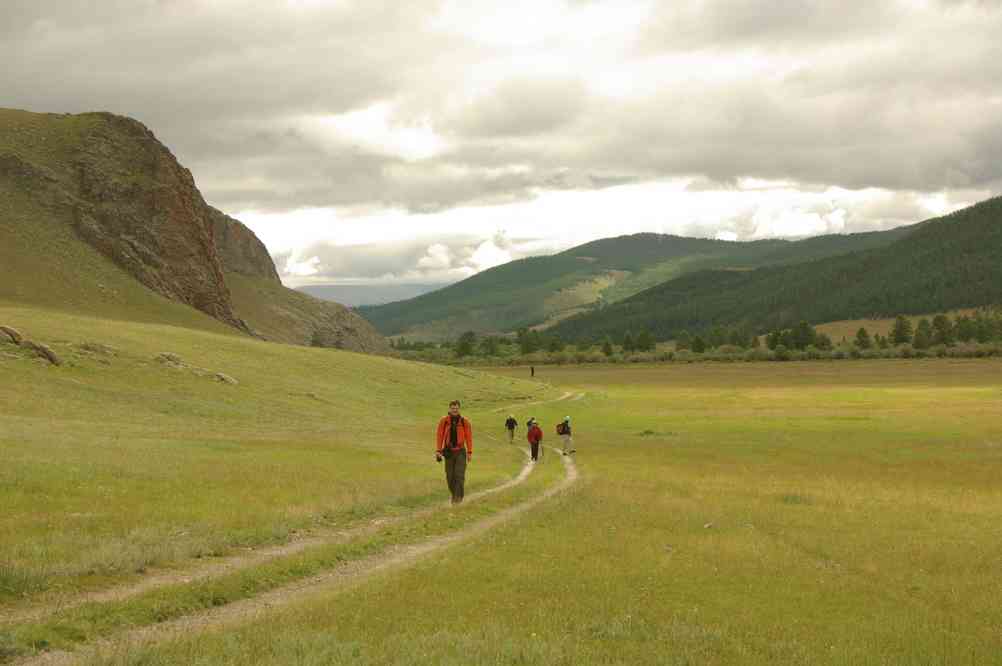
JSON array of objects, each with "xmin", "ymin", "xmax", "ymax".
[
  {"xmin": 78, "ymin": 342, "xmax": 117, "ymax": 356},
  {"xmin": 155, "ymin": 352, "xmax": 185, "ymax": 367},
  {"xmin": 215, "ymin": 372, "xmax": 238, "ymax": 385},
  {"xmin": 21, "ymin": 340, "xmax": 62, "ymax": 366},
  {"xmin": 0, "ymin": 325, "xmax": 23, "ymax": 344}
]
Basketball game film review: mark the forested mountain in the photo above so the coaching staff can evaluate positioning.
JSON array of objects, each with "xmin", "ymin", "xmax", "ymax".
[
  {"xmin": 359, "ymin": 225, "xmax": 914, "ymax": 339},
  {"xmin": 550, "ymin": 196, "xmax": 1002, "ymax": 343}
]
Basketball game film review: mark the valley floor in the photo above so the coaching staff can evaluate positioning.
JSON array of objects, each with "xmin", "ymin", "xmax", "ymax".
[{"xmin": 4, "ymin": 321, "xmax": 1002, "ymax": 664}]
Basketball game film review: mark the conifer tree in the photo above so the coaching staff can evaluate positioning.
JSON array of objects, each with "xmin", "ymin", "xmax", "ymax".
[
  {"xmin": 913, "ymin": 319, "xmax": 932, "ymax": 350},
  {"xmin": 855, "ymin": 327, "xmax": 872, "ymax": 349},
  {"xmin": 622, "ymin": 331, "xmax": 636, "ymax": 352},
  {"xmin": 891, "ymin": 315, "xmax": 913, "ymax": 345},
  {"xmin": 456, "ymin": 330, "xmax": 478, "ymax": 357},
  {"xmin": 932, "ymin": 314, "xmax": 954, "ymax": 346},
  {"xmin": 636, "ymin": 329, "xmax": 654, "ymax": 352},
  {"xmin": 601, "ymin": 336, "xmax": 614, "ymax": 357}
]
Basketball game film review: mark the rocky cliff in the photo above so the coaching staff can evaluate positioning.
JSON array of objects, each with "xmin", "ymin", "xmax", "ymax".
[
  {"xmin": 207, "ymin": 207, "xmax": 281, "ymax": 283},
  {"xmin": 69, "ymin": 113, "xmax": 246, "ymax": 329},
  {"xmin": 0, "ymin": 108, "xmax": 389, "ymax": 354}
]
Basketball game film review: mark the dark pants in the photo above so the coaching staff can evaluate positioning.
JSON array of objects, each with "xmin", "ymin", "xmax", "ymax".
[
  {"xmin": 444, "ymin": 449, "xmax": 467, "ymax": 503},
  {"xmin": 530, "ymin": 442, "xmax": 539, "ymax": 461}
]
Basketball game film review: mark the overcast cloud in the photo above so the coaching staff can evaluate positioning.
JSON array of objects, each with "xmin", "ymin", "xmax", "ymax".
[{"xmin": 4, "ymin": 0, "xmax": 1000, "ymax": 285}]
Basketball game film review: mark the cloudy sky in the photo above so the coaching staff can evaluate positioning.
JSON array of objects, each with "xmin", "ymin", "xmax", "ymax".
[{"xmin": 4, "ymin": 0, "xmax": 1001, "ymax": 286}]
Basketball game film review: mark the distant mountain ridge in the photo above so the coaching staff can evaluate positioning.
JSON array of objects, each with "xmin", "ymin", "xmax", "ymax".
[
  {"xmin": 298, "ymin": 283, "xmax": 448, "ymax": 307},
  {"xmin": 0, "ymin": 108, "xmax": 388, "ymax": 354},
  {"xmin": 358, "ymin": 224, "xmax": 916, "ymax": 339},
  {"xmin": 549, "ymin": 196, "xmax": 1002, "ymax": 343}
]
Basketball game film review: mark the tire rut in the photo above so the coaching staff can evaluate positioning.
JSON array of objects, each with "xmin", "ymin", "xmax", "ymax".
[{"xmin": 20, "ymin": 450, "xmax": 579, "ymax": 666}]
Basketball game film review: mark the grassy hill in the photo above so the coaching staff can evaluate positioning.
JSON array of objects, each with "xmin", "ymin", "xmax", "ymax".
[
  {"xmin": 359, "ymin": 227, "xmax": 914, "ymax": 340},
  {"xmin": 551, "ymin": 196, "xmax": 1002, "ymax": 343},
  {"xmin": 0, "ymin": 108, "xmax": 388, "ymax": 353}
]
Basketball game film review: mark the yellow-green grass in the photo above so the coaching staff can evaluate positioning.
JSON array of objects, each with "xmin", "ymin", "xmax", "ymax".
[
  {"xmin": 0, "ymin": 304, "xmax": 552, "ymax": 613},
  {"xmin": 3, "ymin": 455, "xmax": 566, "ymax": 660},
  {"xmin": 94, "ymin": 361, "xmax": 1002, "ymax": 665}
]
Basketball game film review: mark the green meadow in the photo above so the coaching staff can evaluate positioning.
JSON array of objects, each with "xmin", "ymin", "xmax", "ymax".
[
  {"xmin": 8, "ymin": 358, "xmax": 995, "ymax": 664},
  {"xmin": 0, "ymin": 303, "xmax": 549, "ymax": 619}
]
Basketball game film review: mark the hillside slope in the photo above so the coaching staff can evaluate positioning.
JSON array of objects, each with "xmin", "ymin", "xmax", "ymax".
[
  {"xmin": 550, "ymin": 196, "xmax": 1002, "ymax": 342},
  {"xmin": 0, "ymin": 108, "xmax": 388, "ymax": 353},
  {"xmin": 359, "ymin": 226, "xmax": 914, "ymax": 339}
]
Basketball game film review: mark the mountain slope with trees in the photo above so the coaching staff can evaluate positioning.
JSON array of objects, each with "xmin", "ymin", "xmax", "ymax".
[
  {"xmin": 359, "ymin": 225, "xmax": 915, "ymax": 339},
  {"xmin": 549, "ymin": 196, "xmax": 1002, "ymax": 343}
]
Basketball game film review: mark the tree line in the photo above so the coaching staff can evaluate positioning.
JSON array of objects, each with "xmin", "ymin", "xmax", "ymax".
[{"xmin": 391, "ymin": 308, "xmax": 1002, "ymax": 366}]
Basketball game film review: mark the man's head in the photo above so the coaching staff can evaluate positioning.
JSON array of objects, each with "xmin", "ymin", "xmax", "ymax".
[{"xmin": 449, "ymin": 400, "xmax": 461, "ymax": 416}]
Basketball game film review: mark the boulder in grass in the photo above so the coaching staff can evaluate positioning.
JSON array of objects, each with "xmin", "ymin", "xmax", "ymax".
[
  {"xmin": 215, "ymin": 372, "xmax": 238, "ymax": 385},
  {"xmin": 21, "ymin": 340, "xmax": 62, "ymax": 366},
  {"xmin": 0, "ymin": 326, "xmax": 23, "ymax": 345},
  {"xmin": 155, "ymin": 352, "xmax": 185, "ymax": 367}
]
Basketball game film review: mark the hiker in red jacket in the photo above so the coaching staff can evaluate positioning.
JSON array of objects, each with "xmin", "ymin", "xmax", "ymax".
[
  {"xmin": 526, "ymin": 417, "xmax": 543, "ymax": 462},
  {"xmin": 436, "ymin": 400, "xmax": 473, "ymax": 504}
]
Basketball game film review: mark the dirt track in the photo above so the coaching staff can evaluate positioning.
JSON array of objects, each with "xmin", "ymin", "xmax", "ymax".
[{"xmin": 14, "ymin": 394, "xmax": 583, "ymax": 665}]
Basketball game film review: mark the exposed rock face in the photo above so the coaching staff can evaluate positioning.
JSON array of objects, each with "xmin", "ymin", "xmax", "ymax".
[
  {"xmin": 21, "ymin": 340, "xmax": 62, "ymax": 366},
  {"xmin": 207, "ymin": 208, "xmax": 281, "ymax": 283},
  {"xmin": 69, "ymin": 114, "xmax": 244, "ymax": 330},
  {"xmin": 0, "ymin": 326, "xmax": 23, "ymax": 344},
  {"xmin": 1, "ymin": 109, "xmax": 390, "ymax": 355}
]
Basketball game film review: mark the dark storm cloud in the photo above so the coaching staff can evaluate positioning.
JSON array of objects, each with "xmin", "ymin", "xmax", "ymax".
[{"xmin": 3, "ymin": 0, "xmax": 1000, "ymax": 214}]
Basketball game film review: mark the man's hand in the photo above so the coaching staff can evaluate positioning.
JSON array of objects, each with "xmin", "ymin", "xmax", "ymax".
[{"xmin": 435, "ymin": 453, "xmax": 442, "ymax": 463}]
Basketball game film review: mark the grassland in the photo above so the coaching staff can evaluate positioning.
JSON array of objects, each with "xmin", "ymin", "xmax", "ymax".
[
  {"xmin": 0, "ymin": 303, "xmax": 551, "ymax": 622},
  {"xmin": 32, "ymin": 360, "xmax": 1000, "ymax": 665}
]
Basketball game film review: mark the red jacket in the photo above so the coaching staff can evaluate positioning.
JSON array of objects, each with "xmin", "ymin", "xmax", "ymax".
[
  {"xmin": 527, "ymin": 424, "xmax": 543, "ymax": 444},
  {"xmin": 436, "ymin": 415, "xmax": 473, "ymax": 457}
]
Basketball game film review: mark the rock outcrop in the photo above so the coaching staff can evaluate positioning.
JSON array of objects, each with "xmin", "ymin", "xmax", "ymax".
[
  {"xmin": 0, "ymin": 109, "xmax": 390, "ymax": 354},
  {"xmin": 69, "ymin": 113, "xmax": 244, "ymax": 330},
  {"xmin": 0, "ymin": 326, "xmax": 23, "ymax": 344},
  {"xmin": 21, "ymin": 340, "xmax": 62, "ymax": 366},
  {"xmin": 207, "ymin": 208, "xmax": 281, "ymax": 283}
]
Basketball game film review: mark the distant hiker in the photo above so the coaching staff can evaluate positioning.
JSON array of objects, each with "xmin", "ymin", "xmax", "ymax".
[
  {"xmin": 436, "ymin": 400, "xmax": 473, "ymax": 505},
  {"xmin": 527, "ymin": 417, "xmax": 543, "ymax": 462},
  {"xmin": 557, "ymin": 416, "xmax": 574, "ymax": 455},
  {"xmin": 504, "ymin": 415, "xmax": 518, "ymax": 443}
]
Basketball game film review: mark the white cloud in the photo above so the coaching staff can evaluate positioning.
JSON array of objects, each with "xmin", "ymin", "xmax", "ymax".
[{"xmin": 5, "ymin": 0, "xmax": 999, "ymax": 285}]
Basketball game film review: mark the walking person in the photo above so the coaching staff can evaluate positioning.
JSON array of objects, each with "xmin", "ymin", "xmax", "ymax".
[
  {"xmin": 504, "ymin": 414, "xmax": 518, "ymax": 443},
  {"xmin": 436, "ymin": 400, "xmax": 473, "ymax": 504},
  {"xmin": 527, "ymin": 417, "xmax": 543, "ymax": 462},
  {"xmin": 557, "ymin": 416, "xmax": 575, "ymax": 455}
]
